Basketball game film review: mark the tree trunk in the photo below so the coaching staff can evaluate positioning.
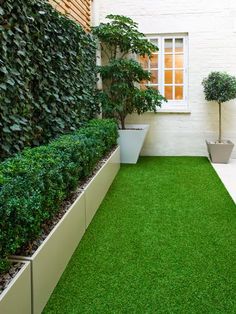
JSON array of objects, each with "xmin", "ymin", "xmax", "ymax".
[
  {"xmin": 120, "ymin": 116, "xmax": 126, "ymax": 130},
  {"xmin": 219, "ymin": 102, "xmax": 222, "ymax": 143}
]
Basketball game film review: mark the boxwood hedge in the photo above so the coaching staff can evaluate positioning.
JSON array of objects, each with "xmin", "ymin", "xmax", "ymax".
[
  {"xmin": 0, "ymin": 0, "xmax": 99, "ymax": 159},
  {"xmin": 0, "ymin": 119, "xmax": 118, "ymax": 273}
]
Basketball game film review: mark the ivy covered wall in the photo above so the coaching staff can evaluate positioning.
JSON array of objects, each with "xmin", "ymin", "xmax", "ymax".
[{"xmin": 0, "ymin": 0, "xmax": 99, "ymax": 158}]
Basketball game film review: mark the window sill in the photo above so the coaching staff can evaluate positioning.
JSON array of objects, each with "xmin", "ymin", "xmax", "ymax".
[{"xmin": 155, "ymin": 103, "xmax": 191, "ymax": 113}]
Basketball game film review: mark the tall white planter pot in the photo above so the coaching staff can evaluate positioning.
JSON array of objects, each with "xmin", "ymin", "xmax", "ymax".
[
  {"xmin": 118, "ymin": 124, "xmax": 149, "ymax": 164},
  {"xmin": 0, "ymin": 260, "xmax": 31, "ymax": 314}
]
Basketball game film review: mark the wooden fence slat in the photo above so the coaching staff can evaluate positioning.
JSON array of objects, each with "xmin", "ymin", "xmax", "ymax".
[
  {"xmin": 71, "ymin": 0, "xmax": 91, "ymax": 14},
  {"xmin": 70, "ymin": 1, "xmax": 90, "ymax": 19},
  {"xmin": 48, "ymin": 0, "xmax": 91, "ymax": 31}
]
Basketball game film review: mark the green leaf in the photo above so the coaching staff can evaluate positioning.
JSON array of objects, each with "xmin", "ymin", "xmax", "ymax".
[
  {"xmin": 3, "ymin": 127, "xmax": 11, "ymax": 133},
  {"xmin": 6, "ymin": 78, "xmax": 15, "ymax": 86},
  {"xmin": 0, "ymin": 83, "xmax": 7, "ymax": 90},
  {"xmin": 93, "ymin": 15, "xmax": 165, "ymax": 126},
  {"xmin": 10, "ymin": 124, "xmax": 22, "ymax": 131},
  {"xmin": 0, "ymin": 0, "xmax": 99, "ymax": 159},
  {"xmin": 0, "ymin": 67, "xmax": 8, "ymax": 74}
]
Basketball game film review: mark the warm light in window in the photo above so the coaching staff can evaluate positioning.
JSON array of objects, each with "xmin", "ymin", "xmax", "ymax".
[
  {"xmin": 140, "ymin": 79, "xmax": 148, "ymax": 85},
  {"xmin": 165, "ymin": 70, "xmax": 173, "ymax": 84},
  {"xmin": 140, "ymin": 84, "xmax": 147, "ymax": 90},
  {"xmin": 139, "ymin": 36, "xmax": 187, "ymax": 104},
  {"xmin": 139, "ymin": 55, "xmax": 149, "ymax": 68},
  {"xmin": 175, "ymin": 70, "xmax": 183, "ymax": 84},
  {"xmin": 175, "ymin": 86, "xmax": 183, "ymax": 99},
  {"xmin": 150, "ymin": 54, "xmax": 158, "ymax": 68},
  {"xmin": 165, "ymin": 54, "xmax": 173, "ymax": 68},
  {"xmin": 165, "ymin": 86, "xmax": 173, "ymax": 99},
  {"xmin": 150, "ymin": 70, "xmax": 158, "ymax": 84},
  {"xmin": 175, "ymin": 55, "xmax": 183, "ymax": 68}
]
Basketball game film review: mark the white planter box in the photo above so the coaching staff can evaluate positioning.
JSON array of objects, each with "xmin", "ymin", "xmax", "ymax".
[
  {"xmin": 85, "ymin": 146, "xmax": 120, "ymax": 228},
  {"xmin": 118, "ymin": 124, "xmax": 149, "ymax": 163},
  {"xmin": 11, "ymin": 146, "xmax": 120, "ymax": 313},
  {"xmin": 0, "ymin": 261, "xmax": 31, "ymax": 314},
  {"xmin": 13, "ymin": 192, "xmax": 86, "ymax": 314}
]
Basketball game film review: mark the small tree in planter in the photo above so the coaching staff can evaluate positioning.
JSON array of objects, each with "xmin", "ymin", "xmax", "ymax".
[
  {"xmin": 93, "ymin": 15, "xmax": 166, "ymax": 163},
  {"xmin": 202, "ymin": 71, "xmax": 236, "ymax": 163}
]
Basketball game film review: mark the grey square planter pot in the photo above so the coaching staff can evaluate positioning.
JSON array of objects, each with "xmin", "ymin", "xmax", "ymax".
[
  {"xmin": 0, "ymin": 260, "xmax": 31, "ymax": 314},
  {"xmin": 206, "ymin": 140, "xmax": 234, "ymax": 164}
]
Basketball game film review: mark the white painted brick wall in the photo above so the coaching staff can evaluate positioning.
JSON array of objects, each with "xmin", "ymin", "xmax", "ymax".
[{"xmin": 93, "ymin": 0, "xmax": 236, "ymax": 157}]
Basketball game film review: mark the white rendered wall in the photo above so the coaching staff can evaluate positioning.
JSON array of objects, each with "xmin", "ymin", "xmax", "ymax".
[{"xmin": 94, "ymin": 0, "xmax": 236, "ymax": 157}]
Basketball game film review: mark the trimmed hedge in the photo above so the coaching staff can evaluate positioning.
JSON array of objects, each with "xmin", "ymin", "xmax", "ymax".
[
  {"xmin": 0, "ymin": 0, "xmax": 99, "ymax": 159},
  {"xmin": 0, "ymin": 119, "xmax": 118, "ymax": 273}
]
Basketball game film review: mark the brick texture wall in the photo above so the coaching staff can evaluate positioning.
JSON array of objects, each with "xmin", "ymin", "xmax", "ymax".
[{"xmin": 94, "ymin": 0, "xmax": 236, "ymax": 157}]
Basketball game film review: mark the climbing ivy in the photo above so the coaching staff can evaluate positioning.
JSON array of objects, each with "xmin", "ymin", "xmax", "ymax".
[{"xmin": 0, "ymin": 0, "xmax": 99, "ymax": 158}]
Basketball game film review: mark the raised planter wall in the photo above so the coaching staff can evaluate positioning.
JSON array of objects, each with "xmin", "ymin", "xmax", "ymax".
[
  {"xmin": 11, "ymin": 146, "xmax": 120, "ymax": 314},
  {"xmin": 13, "ymin": 192, "xmax": 86, "ymax": 314},
  {"xmin": 85, "ymin": 146, "xmax": 120, "ymax": 227},
  {"xmin": 0, "ymin": 261, "xmax": 31, "ymax": 314}
]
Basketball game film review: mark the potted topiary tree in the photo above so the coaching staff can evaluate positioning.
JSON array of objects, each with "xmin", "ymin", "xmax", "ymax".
[
  {"xmin": 202, "ymin": 71, "xmax": 236, "ymax": 163},
  {"xmin": 93, "ymin": 15, "xmax": 166, "ymax": 163}
]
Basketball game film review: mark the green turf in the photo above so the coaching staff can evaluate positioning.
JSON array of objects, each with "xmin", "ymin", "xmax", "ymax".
[{"xmin": 43, "ymin": 157, "xmax": 236, "ymax": 314}]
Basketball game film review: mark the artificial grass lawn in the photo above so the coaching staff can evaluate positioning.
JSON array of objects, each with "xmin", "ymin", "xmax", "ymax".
[{"xmin": 43, "ymin": 157, "xmax": 236, "ymax": 313}]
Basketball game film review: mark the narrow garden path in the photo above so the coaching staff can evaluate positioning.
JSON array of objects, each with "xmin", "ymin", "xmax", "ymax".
[{"xmin": 44, "ymin": 157, "xmax": 236, "ymax": 313}]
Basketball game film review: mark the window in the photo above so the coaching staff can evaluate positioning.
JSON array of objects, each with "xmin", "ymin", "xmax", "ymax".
[{"xmin": 139, "ymin": 35, "xmax": 189, "ymax": 111}]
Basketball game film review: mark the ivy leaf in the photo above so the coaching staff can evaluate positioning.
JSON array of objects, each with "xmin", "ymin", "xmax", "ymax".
[
  {"xmin": 17, "ymin": 50, "xmax": 26, "ymax": 57},
  {"xmin": 0, "ymin": 0, "xmax": 99, "ymax": 159},
  {"xmin": 10, "ymin": 124, "xmax": 22, "ymax": 131},
  {"xmin": 10, "ymin": 69, "xmax": 20, "ymax": 76},
  {"xmin": 0, "ymin": 83, "xmax": 7, "ymax": 90},
  {"xmin": 3, "ymin": 127, "xmax": 11, "ymax": 133},
  {"xmin": 6, "ymin": 78, "xmax": 15, "ymax": 86},
  {"xmin": 0, "ymin": 67, "xmax": 8, "ymax": 74},
  {"xmin": 1, "ymin": 144, "xmax": 10, "ymax": 153}
]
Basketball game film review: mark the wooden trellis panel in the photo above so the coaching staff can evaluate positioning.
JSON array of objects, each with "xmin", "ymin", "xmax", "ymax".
[{"xmin": 49, "ymin": 0, "xmax": 91, "ymax": 31}]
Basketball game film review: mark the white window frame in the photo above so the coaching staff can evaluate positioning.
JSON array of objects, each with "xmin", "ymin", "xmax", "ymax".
[{"xmin": 142, "ymin": 33, "xmax": 189, "ymax": 113}]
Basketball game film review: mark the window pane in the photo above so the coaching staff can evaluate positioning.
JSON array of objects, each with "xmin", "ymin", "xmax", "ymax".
[
  {"xmin": 149, "ymin": 85, "xmax": 159, "ymax": 91},
  {"xmin": 165, "ymin": 54, "xmax": 173, "ymax": 68},
  {"xmin": 150, "ymin": 70, "xmax": 158, "ymax": 84},
  {"xmin": 150, "ymin": 54, "xmax": 158, "ymax": 68},
  {"xmin": 175, "ymin": 70, "xmax": 183, "ymax": 84},
  {"xmin": 140, "ymin": 79, "xmax": 148, "ymax": 85},
  {"xmin": 139, "ymin": 55, "xmax": 149, "ymax": 68},
  {"xmin": 165, "ymin": 39, "xmax": 173, "ymax": 53},
  {"xmin": 140, "ymin": 84, "xmax": 147, "ymax": 90},
  {"xmin": 175, "ymin": 55, "xmax": 183, "ymax": 68},
  {"xmin": 175, "ymin": 86, "xmax": 183, "ymax": 100},
  {"xmin": 165, "ymin": 86, "xmax": 173, "ymax": 100},
  {"xmin": 175, "ymin": 38, "xmax": 183, "ymax": 53},
  {"xmin": 150, "ymin": 39, "xmax": 158, "ymax": 49},
  {"xmin": 165, "ymin": 70, "xmax": 173, "ymax": 84}
]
